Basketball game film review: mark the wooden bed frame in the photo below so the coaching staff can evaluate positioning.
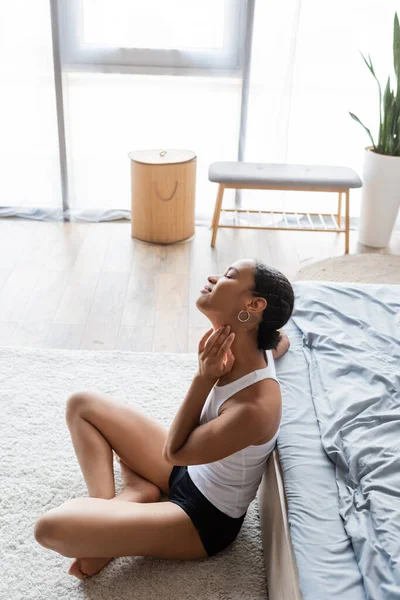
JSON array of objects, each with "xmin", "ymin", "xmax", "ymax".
[{"xmin": 257, "ymin": 449, "xmax": 303, "ymax": 599}]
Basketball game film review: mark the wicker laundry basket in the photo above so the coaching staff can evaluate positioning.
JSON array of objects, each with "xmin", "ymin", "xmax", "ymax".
[{"xmin": 129, "ymin": 149, "xmax": 196, "ymax": 244}]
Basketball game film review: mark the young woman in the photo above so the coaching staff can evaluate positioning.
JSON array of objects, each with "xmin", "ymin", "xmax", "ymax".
[{"xmin": 34, "ymin": 258, "xmax": 294, "ymax": 580}]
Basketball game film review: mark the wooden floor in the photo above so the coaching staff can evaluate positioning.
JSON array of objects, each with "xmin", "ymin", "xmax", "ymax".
[{"xmin": 0, "ymin": 218, "xmax": 399, "ymax": 353}]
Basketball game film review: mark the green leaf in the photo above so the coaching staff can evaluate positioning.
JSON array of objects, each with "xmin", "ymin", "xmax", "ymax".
[
  {"xmin": 360, "ymin": 52, "xmax": 373, "ymax": 75},
  {"xmin": 394, "ymin": 13, "xmax": 400, "ymax": 153},
  {"xmin": 391, "ymin": 101, "xmax": 399, "ymax": 137},
  {"xmin": 381, "ymin": 77, "xmax": 393, "ymax": 152},
  {"xmin": 360, "ymin": 51, "xmax": 383, "ymax": 141},
  {"xmin": 349, "ymin": 112, "xmax": 376, "ymax": 149},
  {"xmin": 396, "ymin": 114, "xmax": 400, "ymax": 155},
  {"xmin": 394, "ymin": 13, "xmax": 400, "ymax": 92}
]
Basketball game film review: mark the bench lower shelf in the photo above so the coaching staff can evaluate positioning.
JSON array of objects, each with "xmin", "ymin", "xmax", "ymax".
[
  {"xmin": 210, "ymin": 184, "xmax": 350, "ymax": 253},
  {"xmin": 218, "ymin": 209, "xmax": 345, "ymax": 232}
]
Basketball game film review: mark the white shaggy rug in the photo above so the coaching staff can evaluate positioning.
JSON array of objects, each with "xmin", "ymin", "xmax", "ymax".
[{"xmin": 0, "ymin": 347, "xmax": 267, "ymax": 600}]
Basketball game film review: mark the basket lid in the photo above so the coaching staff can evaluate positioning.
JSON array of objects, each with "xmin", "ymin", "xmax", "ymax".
[{"xmin": 128, "ymin": 149, "xmax": 196, "ymax": 165}]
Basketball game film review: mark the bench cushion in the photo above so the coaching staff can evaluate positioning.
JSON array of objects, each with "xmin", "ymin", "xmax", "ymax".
[{"xmin": 208, "ymin": 162, "xmax": 362, "ymax": 189}]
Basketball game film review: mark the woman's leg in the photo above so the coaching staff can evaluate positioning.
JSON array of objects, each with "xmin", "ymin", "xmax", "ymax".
[
  {"xmin": 67, "ymin": 459, "xmax": 161, "ymax": 578},
  {"xmin": 34, "ymin": 498, "xmax": 208, "ymax": 567},
  {"xmin": 65, "ymin": 390, "xmax": 173, "ymax": 498},
  {"xmin": 61, "ymin": 390, "xmax": 174, "ymax": 577}
]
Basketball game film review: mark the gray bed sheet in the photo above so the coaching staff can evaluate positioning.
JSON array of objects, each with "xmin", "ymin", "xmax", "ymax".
[
  {"xmin": 276, "ymin": 282, "xmax": 400, "ymax": 599},
  {"xmin": 276, "ymin": 316, "xmax": 365, "ymax": 600},
  {"xmin": 286, "ymin": 282, "xmax": 400, "ymax": 600}
]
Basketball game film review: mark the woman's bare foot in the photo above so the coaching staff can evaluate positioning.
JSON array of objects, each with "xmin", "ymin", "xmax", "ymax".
[
  {"xmin": 117, "ymin": 458, "xmax": 162, "ymax": 503},
  {"xmin": 68, "ymin": 557, "xmax": 111, "ymax": 579},
  {"xmin": 68, "ymin": 457, "xmax": 161, "ymax": 579}
]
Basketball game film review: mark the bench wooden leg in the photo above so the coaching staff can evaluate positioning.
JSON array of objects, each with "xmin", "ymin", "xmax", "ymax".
[
  {"xmin": 337, "ymin": 192, "xmax": 342, "ymax": 228},
  {"xmin": 345, "ymin": 189, "xmax": 350, "ymax": 254},
  {"xmin": 211, "ymin": 184, "xmax": 225, "ymax": 248}
]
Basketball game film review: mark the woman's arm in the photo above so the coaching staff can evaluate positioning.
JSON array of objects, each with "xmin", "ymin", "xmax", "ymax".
[
  {"xmin": 163, "ymin": 325, "xmax": 234, "ymax": 462},
  {"xmin": 271, "ymin": 330, "xmax": 290, "ymax": 360},
  {"xmin": 162, "ymin": 373, "xmax": 216, "ymax": 461},
  {"xmin": 162, "ymin": 382, "xmax": 270, "ymax": 466}
]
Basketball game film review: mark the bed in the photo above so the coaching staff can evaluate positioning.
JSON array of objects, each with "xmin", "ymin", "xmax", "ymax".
[{"xmin": 257, "ymin": 281, "xmax": 400, "ymax": 600}]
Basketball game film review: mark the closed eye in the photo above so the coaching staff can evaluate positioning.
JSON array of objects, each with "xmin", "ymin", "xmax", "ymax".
[{"xmin": 224, "ymin": 274, "xmax": 232, "ymax": 279}]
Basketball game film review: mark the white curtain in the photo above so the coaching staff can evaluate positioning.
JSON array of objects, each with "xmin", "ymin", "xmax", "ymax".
[
  {"xmin": 244, "ymin": 0, "xmax": 399, "ymax": 221},
  {"xmin": 64, "ymin": 72, "xmax": 240, "ymax": 223},
  {"xmin": 0, "ymin": 0, "xmax": 62, "ymax": 219},
  {"xmin": 1, "ymin": 1, "xmax": 399, "ymax": 226}
]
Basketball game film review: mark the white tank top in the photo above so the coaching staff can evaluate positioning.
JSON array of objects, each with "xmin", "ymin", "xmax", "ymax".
[{"xmin": 187, "ymin": 349, "xmax": 281, "ymax": 518}]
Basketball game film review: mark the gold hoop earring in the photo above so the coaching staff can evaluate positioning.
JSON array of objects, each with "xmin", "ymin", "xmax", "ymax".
[{"xmin": 237, "ymin": 310, "xmax": 251, "ymax": 323}]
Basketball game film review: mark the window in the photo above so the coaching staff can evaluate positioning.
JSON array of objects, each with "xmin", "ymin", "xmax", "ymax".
[{"xmin": 59, "ymin": 0, "xmax": 245, "ymax": 72}]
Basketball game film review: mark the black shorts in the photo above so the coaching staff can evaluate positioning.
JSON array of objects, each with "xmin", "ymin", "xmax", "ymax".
[{"xmin": 167, "ymin": 465, "xmax": 246, "ymax": 557}]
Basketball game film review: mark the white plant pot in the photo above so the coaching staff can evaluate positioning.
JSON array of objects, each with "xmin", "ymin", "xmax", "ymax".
[{"xmin": 358, "ymin": 147, "xmax": 400, "ymax": 248}]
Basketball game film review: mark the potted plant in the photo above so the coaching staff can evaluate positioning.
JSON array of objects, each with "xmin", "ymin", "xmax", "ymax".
[{"xmin": 349, "ymin": 12, "xmax": 400, "ymax": 248}]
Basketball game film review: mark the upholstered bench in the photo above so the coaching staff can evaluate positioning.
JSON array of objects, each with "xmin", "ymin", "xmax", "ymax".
[{"xmin": 209, "ymin": 162, "xmax": 362, "ymax": 253}]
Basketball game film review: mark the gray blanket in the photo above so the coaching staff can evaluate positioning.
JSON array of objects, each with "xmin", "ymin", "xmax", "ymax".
[{"xmin": 291, "ymin": 282, "xmax": 400, "ymax": 600}]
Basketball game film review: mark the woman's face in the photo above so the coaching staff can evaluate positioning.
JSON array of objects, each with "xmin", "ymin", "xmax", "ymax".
[{"xmin": 196, "ymin": 259, "xmax": 266, "ymax": 323}]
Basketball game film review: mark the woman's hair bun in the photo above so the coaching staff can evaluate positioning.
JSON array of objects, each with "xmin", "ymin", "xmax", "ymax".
[{"xmin": 257, "ymin": 320, "xmax": 282, "ymax": 351}]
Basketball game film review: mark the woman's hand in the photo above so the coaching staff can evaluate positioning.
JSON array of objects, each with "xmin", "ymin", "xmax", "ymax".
[{"xmin": 198, "ymin": 325, "xmax": 235, "ymax": 381}]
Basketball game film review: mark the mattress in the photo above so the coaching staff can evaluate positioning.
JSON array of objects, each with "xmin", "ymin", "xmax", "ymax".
[{"xmin": 275, "ymin": 281, "xmax": 400, "ymax": 600}]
